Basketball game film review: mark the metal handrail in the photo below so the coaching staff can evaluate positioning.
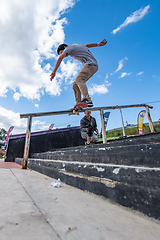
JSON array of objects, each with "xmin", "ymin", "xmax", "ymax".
[
  {"xmin": 20, "ymin": 103, "xmax": 153, "ymax": 118},
  {"xmin": 20, "ymin": 103, "xmax": 154, "ymax": 169}
]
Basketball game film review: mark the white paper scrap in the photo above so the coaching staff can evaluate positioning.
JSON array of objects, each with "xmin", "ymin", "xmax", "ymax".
[{"xmin": 51, "ymin": 178, "xmax": 61, "ymax": 188}]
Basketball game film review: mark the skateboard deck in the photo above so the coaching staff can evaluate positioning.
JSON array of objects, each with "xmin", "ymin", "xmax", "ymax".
[{"xmin": 68, "ymin": 103, "xmax": 88, "ymax": 116}]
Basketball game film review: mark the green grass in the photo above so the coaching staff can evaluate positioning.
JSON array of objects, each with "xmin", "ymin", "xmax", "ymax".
[{"xmin": 98, "ymin": 123, "xmax": 160, "ymax": 141}]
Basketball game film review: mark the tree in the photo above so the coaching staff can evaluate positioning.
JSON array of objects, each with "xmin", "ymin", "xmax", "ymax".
[{"xmin": 0, "ymin": 128, "xmax": 7, "ymax": 141}]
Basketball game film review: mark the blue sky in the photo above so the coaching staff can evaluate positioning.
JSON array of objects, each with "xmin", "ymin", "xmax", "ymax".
[{"xmin": 0, "ymin": 0, "xmax": 160, "ymax": 134}]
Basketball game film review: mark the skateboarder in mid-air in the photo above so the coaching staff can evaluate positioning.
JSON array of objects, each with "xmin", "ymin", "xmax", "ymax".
[{"xmin": 50, "ymin": 39, "xmax": 107, "ymax": 108}]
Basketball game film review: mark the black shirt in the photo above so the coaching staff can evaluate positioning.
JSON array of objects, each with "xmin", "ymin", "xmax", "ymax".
[{"xmin": 80, "ymin": 116, "xmax": 97, "ymax": 132}]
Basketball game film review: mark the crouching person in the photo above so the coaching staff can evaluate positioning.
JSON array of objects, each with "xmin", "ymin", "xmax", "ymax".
[{"xmin": 80, "ymin": 110, "xmax": 99, "ymax": 145}]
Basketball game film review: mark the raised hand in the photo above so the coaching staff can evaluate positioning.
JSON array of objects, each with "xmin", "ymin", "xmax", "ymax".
[
  {"xmin": 50, "ymin": 71, "xmax": 56, "ymax": 81},
  {"xmin": 98, "ymin": 39, "xmax": 107, "ymax": 46}
]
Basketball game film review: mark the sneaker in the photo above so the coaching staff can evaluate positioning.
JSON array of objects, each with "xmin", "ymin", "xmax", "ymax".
[
  {"xmin": 85, "ymin": 141, "xmax": 90, "ymax": 145},
  {"xmin": 81, "ymin": 99, "xmax": 93, "ymax": 107}
]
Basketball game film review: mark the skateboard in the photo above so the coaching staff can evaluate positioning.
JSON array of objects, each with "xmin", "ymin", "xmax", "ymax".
[{"xmin": 68, "ymin": 103, "xmax": 88, "ymax": 116}]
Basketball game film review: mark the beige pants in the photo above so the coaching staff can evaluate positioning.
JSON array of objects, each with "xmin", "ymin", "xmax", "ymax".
[{"xmin": 73, "ymin": 64, "xmax": 98, "ymax": 104}]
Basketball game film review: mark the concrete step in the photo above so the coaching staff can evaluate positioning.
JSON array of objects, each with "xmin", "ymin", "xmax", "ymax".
[
  {"xmin": 52, "ymin": 132, "xmax": 160, "ymax": 150},
  {"xmin": 104, "ymin": 132, "xmax": 160, "ymax": 147},
  {"xmin": 30, "ymin": 132, "xmax": 160, "ymax": 157},
  {"xmin": 31, "ymin": 142, "xmax": 160, "ymax": 168}
]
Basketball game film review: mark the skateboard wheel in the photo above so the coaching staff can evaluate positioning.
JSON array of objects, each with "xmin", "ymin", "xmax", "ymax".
[
  {"xmin": 77, "ymin": 112, "xmax": 79, "ymax": 115},
  {"xmin": 68, "ymin": 113, "xmax": 70, "ymax": 116},
  {"xmin": 73, "ymin": 110, "xmax": 76, "ymax": 114}
]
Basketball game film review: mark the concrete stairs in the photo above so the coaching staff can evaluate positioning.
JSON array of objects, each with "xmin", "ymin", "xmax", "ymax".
[{"xmin": 15, "ymin": 132, "xmax": 160, "ymax": 220}]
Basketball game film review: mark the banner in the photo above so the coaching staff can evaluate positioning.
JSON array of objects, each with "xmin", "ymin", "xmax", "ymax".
[
  {"xmin": 137, "ymin": 110, "xmax": 146, "ymax": 135},
  {"xmin": 103, "ymin": 112, "xmax": 110, "ymax": 129},
  {"xmin": 5, "ymin": 126, "xmax": 14, "ymax": 144},
  {"xmin": 49, "ymin": 123, "xmax": 55, "ymax": 130}
]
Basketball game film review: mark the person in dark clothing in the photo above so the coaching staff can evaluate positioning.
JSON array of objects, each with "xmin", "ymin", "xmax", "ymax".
[{"xmin": 80, "ymin": 110, "xmax": 99, "ymax": 145}]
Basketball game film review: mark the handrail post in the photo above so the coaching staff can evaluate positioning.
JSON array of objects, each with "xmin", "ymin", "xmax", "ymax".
[
  {"xmin": 145, "ymin": 106, "xmax": 155, "ymax": 133},
  {"xmin": 22, "ymin": 115, "xmax": 32, "ymax": 169},
  {"xmin": 100, "ymin": 109, "xmax": 107, "ymax": 143},
  {"xmin": 120, "ymin": 108, "xmax": 126, "ymax": 137}
]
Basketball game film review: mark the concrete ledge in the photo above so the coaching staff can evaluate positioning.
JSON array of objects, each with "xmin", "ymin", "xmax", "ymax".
[
  {"xmin": 5, "ymin": 127, "xmax": 85, "ymax": 162},
  {"xmin": 31, "ymin": 142, "xmax": 160, "ymax": 168}
]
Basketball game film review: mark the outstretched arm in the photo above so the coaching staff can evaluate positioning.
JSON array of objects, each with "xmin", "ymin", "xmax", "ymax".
[
  {"xmin": 85, "ymin": 39, "xmax": 107, "ymax": 48},
  {"xmin": 50, "ymin": 52, "xmax": 67, "ymax": 81}
]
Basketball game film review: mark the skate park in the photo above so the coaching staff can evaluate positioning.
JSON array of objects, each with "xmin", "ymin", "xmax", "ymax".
[
  {"xmin": 2, "ymin": 103, "xmax": 160, "ymax": 239},
  {"xmin": 1, "ymin": 1, "xmax": 160, "ymax": 239}
]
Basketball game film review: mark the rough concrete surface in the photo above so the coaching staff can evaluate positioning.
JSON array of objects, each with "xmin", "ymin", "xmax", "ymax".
[
  {"xmin": 15, "ymin": 157, "xmax": 160, "ymax": 220},
  {"xmin": 0, "ymin": 165, "xmax": 160, "ymax": 240}
]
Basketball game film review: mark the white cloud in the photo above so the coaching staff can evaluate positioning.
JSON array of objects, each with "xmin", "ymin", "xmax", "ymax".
[
  {"xmin": 89, "ymin": 84, "xmax": 109, "ymax": 95},
  {"xmin": 13, "ymin": 92, "xmax": 21, "ymax": 101},
  {"xmin": 105, "ymin": 74, "xmax": 109, "ymax": 80},
  {"xmin": 60, "ymin": 59, "xmax": 81, "ymax": 84},
  {"xmin": 44, "ymin": 63, "xmax": 52, "ymax": 73},
  {"xmin": 136, "ymin": 71, "xmax": 144, "ymax": 76},
  {"xmin": 98, "ymin": 75, "xmax": 102, "ymax": 79},
  {"xmin": 0, "ymin": 0, "xmax": 77, "ymax": 100},
  {"xmin": 35, "ymin": 104, "xmax": 39, "ymax": 108},
  {"xmin": 119, "ymin": 72, "xmax": 131, "ymax": 78},
  {"xmin": 105, "ymin": 81, "xmax": 111, "ymax": 87},
  {"xmin": 115, "ymin": 57, "xmax": 128, "ymax": 73},
  {"xmin": 45, "ymin": 75, "xmax": 62, "ymax": 96},
  {"xmin": 0, "ymin": 105, "xmax": 50, "ymax": 133},
  {"xmin": 0, "ymin": 106, "xmax": 27, "ymax": 133},
  {"xmin": 32, "ymin": 119, "xmax": 49, "ymax": 131},
  {"xmin": 115, "ymin": 60, "xmax": 124, "ymax": 72},
  {"xmin": 112, "ymin": 5, "xmax": 150, "ymax": 34}
]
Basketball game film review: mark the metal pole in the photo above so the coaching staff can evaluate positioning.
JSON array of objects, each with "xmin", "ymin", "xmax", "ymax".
[
  {"xmin": 120, "ymin": 108, "xmax": 126, "ymax": 137},
  {"xmin": 100, "ymin": 109, "xmax": 107, "ymax": 143},
  {"xmin": 22, "ymin": 115, "xmax": 32, "ymax": 169},
  {"xmin": 4, "ymin": 138, "xmax": 9, "ymax": 162},
  {"xmin": 145, "ymin": 106, "xmax": 155, "ymax": 133}
]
